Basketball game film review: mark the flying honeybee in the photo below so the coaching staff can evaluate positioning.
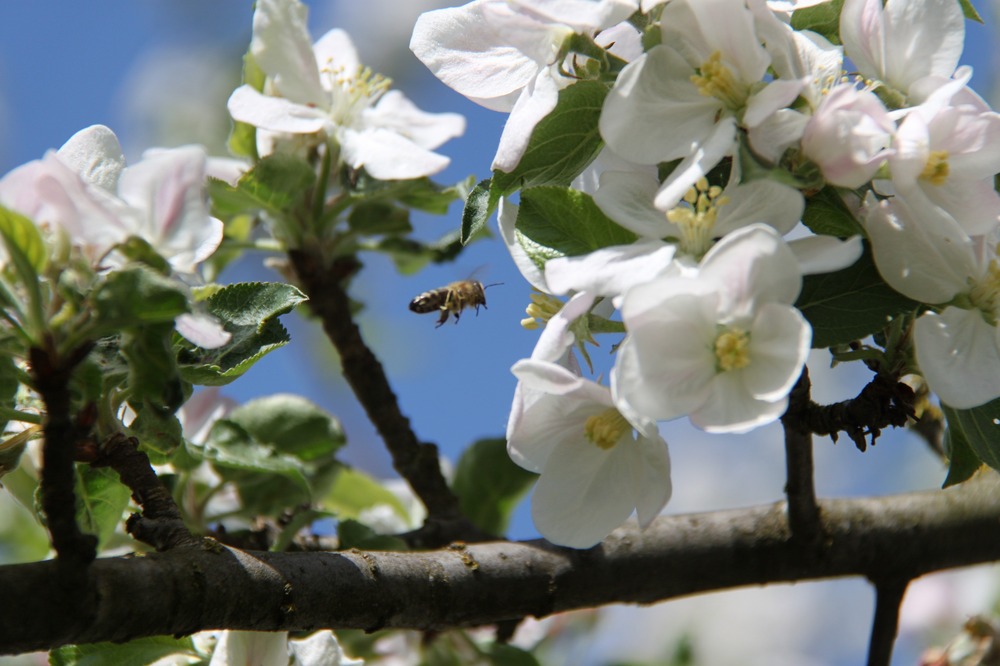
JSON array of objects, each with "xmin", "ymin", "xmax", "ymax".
[{"xmin": 409, "ymin": 280, "xmax": 502, "ymax": 327}]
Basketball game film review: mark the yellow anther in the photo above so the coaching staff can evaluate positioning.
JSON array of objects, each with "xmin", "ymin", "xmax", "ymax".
[
  {"xmin": 584, "ymin": 408, "xmax": 631, "ymax": 450},
  {"xmin": 920, "ymin": 150, "xmax": 950, "ymax": 186},
  {"xmin": 715, "ymin": 328, "xmax": 751, "ymax": 372},
  {"xmin": 691, "ymin": 51, "xmax": 748, "ymax": 110},
  {"xmin": 666, "ymin": 182, "xmax": 731, "ymax": 258}
]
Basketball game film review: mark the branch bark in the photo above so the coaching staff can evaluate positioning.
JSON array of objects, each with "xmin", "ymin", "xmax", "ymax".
[{"xmin": 3, "ymin": 476, "xmax": 999, "ymax": 654}]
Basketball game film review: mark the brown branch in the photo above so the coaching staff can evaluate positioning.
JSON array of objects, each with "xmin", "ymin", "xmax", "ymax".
[
  {"xmin": 866, "ymin": 579, "xmax": 908, "ymax": 666},
  {"xmin": 781, "ymin": 369, "xmax": 821, "ymax": 546},
  {"xmin": 92, "ymin": 433, "xmax": 200, "ymax": 551},
  {"xmin": 28, "ymin": 343, "xmax": 98, "ymax": 568},
  {"xmin": 3, "ymin": 476, "xmax": 1000, "ymax": 654},
  {"xmin": 286, "ymin": 249, "xmax": 489, "ymax": 547},
  {"xmin": 799, "ymin": 372, "xmax": 915, "ymax": 451}
]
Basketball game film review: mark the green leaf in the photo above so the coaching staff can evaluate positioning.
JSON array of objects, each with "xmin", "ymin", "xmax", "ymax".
[
  {"xmin": 942, "ymin": 398, "xmax": 1000, "ymax": 474},
  {"xmin": 790, "ymin": 0, "xmax": 845, "ymax": 44},
  {"xmin": 0, "ymin": 354, "xmax": 20, "ymax": 434},
  {"xmin": 960, "ymin": 0, "xmax": 984, "ymax": 23},
  {"xmin": 50, "ymin": 635, "xmax": 197, "ymax": 666},
  {"xmin": 462, "ymin": 178, "xmax": 498, "ymax": 245},
  {"xmin": 801, "ymin": 187, "xmax": 863, "ymax": 237},
  {"xmin": 91, "ymin": 266, "xmax": 188, "ymax": 332},
  {"xmin": 796, "ymin": 246, "xmax": 919, "ymax": 348},
  {"xmin": 491, "ymin": 80, "xmax": 608, "ymax": 197},
  {"xmin": 196, "ymin": 419, "xmax": 313, "ymax": 513},
  {"xmin": 75, "ymin": 465, "xmax": 130, "ymax": 549},
  {"xmin": 0, "ymin": 206, "xmax": 47, "ymax": 272},
  {"xmin": 452, "ymin": 438, "xmax": 536, "ymax": 535},
  {"xmin": 514, "ymin": 187, "xmax": 637, "ymax": 269},
  {"xmin": 123, "ymin": 323, "xmax": 185, "ymax": 411},
  {"xmin": 337, "ymin": 518, "xmax": 408, "ymax": 551},
  {"xmin": 942, "ymin": 410, "xmax": 983, "ymax": 487},
  {"xmin": 396, "ymin": 175, "xmax": 473, "ymax": 215},
  {"xmin": 323, "ymin": 466, "xmax": 409, "ymax": 522},
  {"xmin": 372, "ymin": 230, "xmax": 465, "ymax": 275},
  {"xmin": 178, "ymin": 282, "xmax": 306, "ymax": 386},
  {"xmin": 488, "ymin": 644, "xmax": 543, "ymax": 666},
  {"xmin": 348, "ymin": 202, "xmax": 412, "ymax": 235},
  {"xmin": 129, "ymin": 405, "xmax": 185, "ymax": 464},
  {"xmin": 227, "ymin": 394, "xmax": 345, "ymax": 462},
  {"xmin": 236, "ymin": 153, "xmax": 316, "ymax": 216}
]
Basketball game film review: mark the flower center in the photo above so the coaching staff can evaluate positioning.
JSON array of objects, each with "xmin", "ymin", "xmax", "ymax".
[
  {"xmin": 691, "ymin": 51, "xmax": 748, "ymax": 111},
  {"xmin": 584, "ymin": 408, "xmax": 631, "ymax": 450},
  {"xmin": 715, "ymin": 327, "xmax": 751, "ymax": 372},
  {"xmin": 666, "ymin": 178, "xmax": 730, "ymax": 258},
  {"xmin": 521, "ymin": 290, "xmax": 564, "ymax": 330},
  {"xmin": 969, "ymin": 258, "xmax": 1000, "ymax": 325},
  {"xmin": 920, "ymin": 150, "xmax": 950, "ymax": 186},
  {"xmin": 320, "ymin": 61, "xmax": 392, "ymax": 126}
]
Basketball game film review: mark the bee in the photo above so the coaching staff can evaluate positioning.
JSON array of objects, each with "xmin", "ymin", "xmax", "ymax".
[{"xmin": 409, "ymin": 280, "xmax": 502, "ymax": 327}]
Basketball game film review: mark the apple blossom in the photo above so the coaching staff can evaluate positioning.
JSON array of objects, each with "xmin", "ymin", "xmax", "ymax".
[
  {"xmin": 410, "ymin": 0, "xmax": 639, "ymax": 171},
  {"xmin": 612, "ymin": 224, "xmax": 811, "ymax": 433},
  {"xmin": 507, "ymin": 358, "xmax": 671, "ymax": 548},
  {"xmin": 229, "ymin": 0, "xmax": 464, "ymax": 180}
]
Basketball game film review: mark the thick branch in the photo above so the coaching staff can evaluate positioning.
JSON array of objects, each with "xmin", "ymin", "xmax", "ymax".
[
  {"xmin": 3, "ymin": 477, "xmax": 1000, "ymax": 654},
  {"xmin": 286, "ymin": 250, "xmax": 485, "ymax": 546},
  {"xmin": 781, "ymin": 369, "xmax": 820, "ymax": 545}
]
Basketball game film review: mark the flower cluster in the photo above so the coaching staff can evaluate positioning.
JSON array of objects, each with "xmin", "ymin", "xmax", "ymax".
[{"xmin": 413, "ymin": 0, "xmax": 1000, "ymax": 547}]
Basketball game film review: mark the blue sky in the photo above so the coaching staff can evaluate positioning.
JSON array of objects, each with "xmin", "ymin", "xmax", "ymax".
[{"xmin": 0, "ymin": 2, "xmax": 997, "ymax": 663}]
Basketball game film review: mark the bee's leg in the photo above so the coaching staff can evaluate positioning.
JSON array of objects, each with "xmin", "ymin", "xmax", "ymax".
[{"xmin": 435, "ymin": 309, "xmax": 449, "ymax": 327}]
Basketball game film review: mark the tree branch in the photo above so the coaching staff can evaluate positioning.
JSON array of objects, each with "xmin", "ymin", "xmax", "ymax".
[
  {"xmin": 866, "ymin": 579, "xmax": 908, "ymax": 666},
  {"xmin": 781, "ymin": 369, "xmax": 821, "ymax": 545},
  {"xmin": 3, "ymin": 476, "xmax": 999, "ymax": 654},
  {"xmin": 286, "ymin": 250, "xmax": 488, "ymax": 547}
]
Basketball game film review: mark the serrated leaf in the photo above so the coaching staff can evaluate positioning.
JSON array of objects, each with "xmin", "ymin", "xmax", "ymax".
[
  {"xmin": 323, "ymin": 466, "xmax": 409, "ymax": 522},
  {"xmin": 0, "ymin": 206, "xmax": 47, "ymax": 272},
  {"xmin": 91, "ymin": 266, "xmax": 188, "ymax": 332},
  {"xmin": 50, "ymin": 635, "xmax": 197, "ymax": 666},
  {"xmin": 227, "ymin": 394, "xmax": 345, "ymax": 461},
  {"xmin": 452, "ymin": 438, "xmax": 535, "ymax": 535},
  {"xmin": 462, "ymin": 178, "xmax": 497, "ymax": 245},
  {"xmin": 178, "ymin": 282, "xmax": 306, "ymax": 386},
  {"xmin": 129, "ymin": 405, "xmax": 185, "ymax": 464},
  {"xmin": 236, "ymin": 153, "xmax": 316, "ymax": 216},
  {"xmin": 791, "ymin": 0, "xmax": 845, "ymax": 44},
  {"xmin": 75, "ymin": 465, "xmax": 130, "ymax": 549},
  {"xmin": 796, "ymin": 246, "xmax": 918, "ymax": 348},
  {"xmin": 514, "ymin": 186, "xmax": 638, "ymax": 269},
  {"xmin": 942, "ymin": 398, "xmax": 1000, "ymax": 474},
  {"xmin": 801, "ymin": 186, "xmax": 863, "ymax": 237},
  {"xmin": 491, "ymin": 80, "xmax": 608, "ymax": 197}
]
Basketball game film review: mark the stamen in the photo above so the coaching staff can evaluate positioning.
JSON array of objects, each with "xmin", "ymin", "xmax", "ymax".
[
  {"xmin": 521, "ymin": 290, "xmax": 564, "ymax": 330},
  {"xmin": 920, "ymin": 150, "xmax": 950, "ymax": 186},
  {"xmin": 584, "ymin": 408, "xmax": 631, "ymax": 450},
  {"xmin": 969, "ymin": 258, "xmax": 1000, "ymax": 325},
  {"xmin": 691, "ymin": 51, "xmax": 749, "ymax": 111},
  {"xmin": 715, "ymin": 328, "xmax": 751, "ymax": 372},
  {"xmin": 666, "ymin": 179, "xmax": 730, "ymax": 257}
]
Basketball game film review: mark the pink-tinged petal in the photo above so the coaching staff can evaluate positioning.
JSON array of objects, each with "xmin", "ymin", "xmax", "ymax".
[
  {"xmin": 789, "ymin": 235, "xmax": 864, "ymax": 275},
  {"xmin": 840, "ymin": 0, "xmax": 885, "ymax": 85},
  {"xmin": 179, "ymin": 387, "xmax": 237, "ymax": 444},
  {"xmin": 914, "ymin": 308, "xmax": 1000, "ymax": 409},
  {"xmin": 492, "ymin": 68, "xmax": 560, "ymax": 172},
  {"xmin": 206, "ymin": 157, "xmax": 249, "ymax": 187},
  {"xmin": 919, "ymin": 177, "xmax": 1000, "ymax": 238},
  {"xmin": 661, "ymin": 0, "xmax": 770, "ymax": 83},
  {"xmin": 743, "ymin": 78, "xmax": 806, "ymax": 128},
  {"xmin": 744, "ymin": 302, "xmax": 811, "ymax": 400},
  {"xmin": 511, "ymin": 0, "xmax": 639, "ymax": 33},
  {"xmin": 652, "ymin": 118, "xmax": 736, "ymax": 210},
  {"xmin": 747, "ymin": 108, "xmax": 809, "ymax": 163},
  {"xmin": 176, "ymin": 313, "xmax": 232, "ymax": 350},
  {"xmin": 117, "ymin": 146, "xmax": 223, "ymax": 270},
  {"xmin": 699, "ymin": 224, "xmax": 802, "ymax": 314},
  {"xmin": 600, "ymin": 46, "xmax": 720, "ymax": 165},
  {"xmin": 56, "ymin": 125, "xmax": 125, "ymax": 193},
  {"xmin": 862, "ymin": 191, "xmax": 975, "ymax": 303},
  {"xmin": 689, "ymin": 371, "xmax": 788, "ymax": 433},
  {"xmin": 312, "ymin": 28, "xmax": 361, "ymax": 85},
  {"xmin": 251, "ymin": 0, "xmax": 325, "ymax": 106},
  {"xmin": 228, "ymin": 85, "xmax": 329, "ymax": 135},
  {"xmin": 339, "ymin": 128, "xmax": 450, "ymax": 180},
  {"xmin": 410, "ymin": 0, "xmax": 553, "ymax": 112},
  {"xmin": 366, "ymin": 90, "xmax": 465, "ymax": 150},
  {"xmin": 593, "ymin": 169, "xmax": 668, "ymax": 238}
]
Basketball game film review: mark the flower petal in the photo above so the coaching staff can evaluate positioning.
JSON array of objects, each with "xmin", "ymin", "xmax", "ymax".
[{"xmin": 914, "ymin": 308, "xmax": 1000, "ymax": 409}]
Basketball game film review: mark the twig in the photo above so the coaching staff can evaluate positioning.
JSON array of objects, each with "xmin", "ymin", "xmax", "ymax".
[
  {"xmin": 92, "ymin": 433, "xmax": 200, "ymax": 551},
  {"xmin": 29, "ymin": 342, "xmax": 98, "ymax": 567},
  {"xmin": 286, "ymin": 250, "xmax": 490, "ymax": 546},
  {"xmin": 866, "ymin": 579, "xmax": 908, "ymax": 666},
  {"xmin": 799, "ymin": 372, "xmax": 915, "ymax": 451},
  {"xmin": 3, "ymin": 475, "xmax": 1000, "ymax": 653},
  {"xmin": 781, "ymin": 369, "xmax": 821, "ymax": 545}
]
